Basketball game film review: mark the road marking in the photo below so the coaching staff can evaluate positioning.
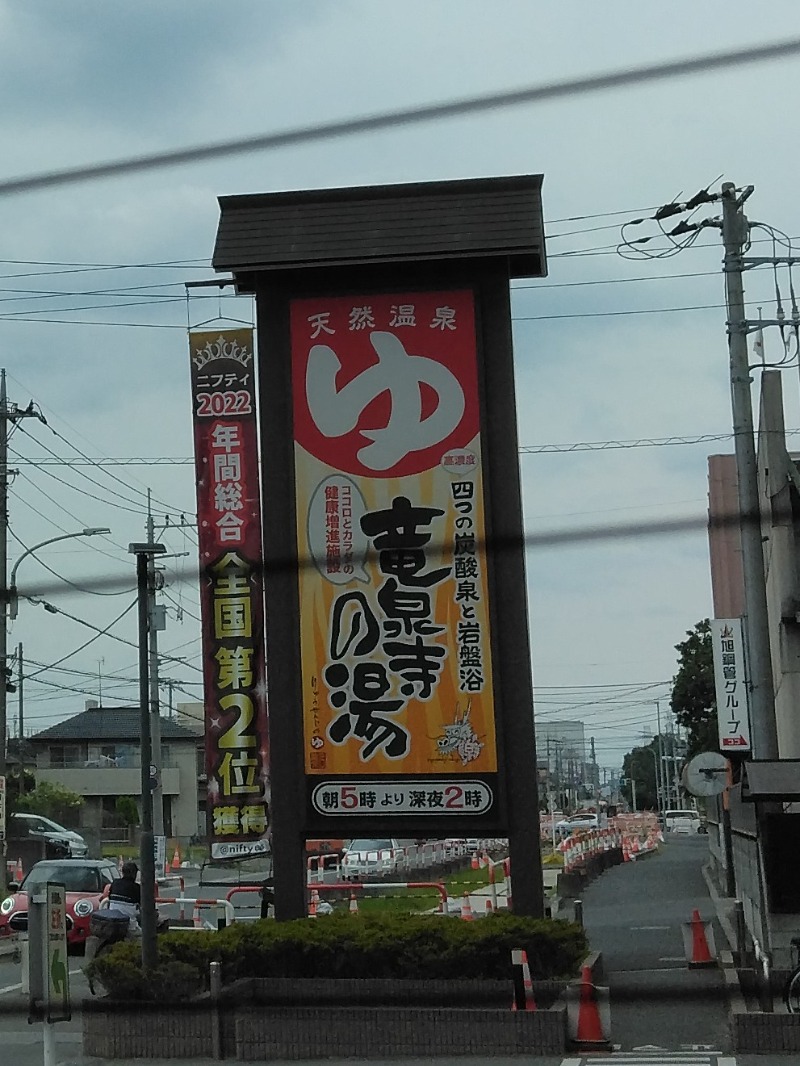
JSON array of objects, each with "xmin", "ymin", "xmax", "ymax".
[
  {"xmin": 566, "ymin": 1056, "xmax": 724, "ymax": 1066},
  {"xmin": 631, "ymin": 925, "xmax": 671, "ymax": 931},
  {"xmin": 615, "ymin": 966, "xmax": 686, "ymax": 973},
  {"xmin": 1, "ymin": 1031, "xmax": 82, "ymax": 1044},
  {"xmin": 659, "ymin": 956, "xmax": 688, "ymax": 962},
  {"xmin": 0, "ymin": 966, "xmax": 82, "ymax": 996}
]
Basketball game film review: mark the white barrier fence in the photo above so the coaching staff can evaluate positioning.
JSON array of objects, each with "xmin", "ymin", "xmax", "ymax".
[{"xmin": 308, "ymin": 838, "xmax": 506, "ymax": 884}]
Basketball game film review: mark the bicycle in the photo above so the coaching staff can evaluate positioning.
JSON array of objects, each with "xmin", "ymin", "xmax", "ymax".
[{"xmin": 783, "ymin": 937, "xmax": 800, "ymax": 1012}]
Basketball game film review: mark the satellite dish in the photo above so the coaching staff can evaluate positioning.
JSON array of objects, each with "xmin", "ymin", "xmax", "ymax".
[{"xmin": 682, "ymin": 751, "xmax": 728, "ymax": 798}]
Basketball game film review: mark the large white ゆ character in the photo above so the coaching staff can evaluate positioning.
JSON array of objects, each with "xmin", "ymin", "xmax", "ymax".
[{"xmin": 305, "ymin": 331, "xmax": 465, "ymax": 471}]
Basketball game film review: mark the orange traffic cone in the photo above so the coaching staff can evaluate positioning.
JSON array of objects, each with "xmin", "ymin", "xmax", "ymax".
[
  {"xmin": 461, "ymin": 893, "xmax": 474, "ymax": 921},
  {"xmin": 164, "ymin": 855, "xmax": 172, "ymax": 877},
  {"xmin": 471, "ymin": 853, "xmax": 480, "ymax": 870},
  {"xmin": 485, "ymin": 898, "xmax": 494, "ymax": 916},
  {"xmin": 688, "ymin": 909, "xmax": 716, "ymax": 967},
  {"xmin": 575, "ymin": 965, "xmax": 605, "ymax": 1044},
  {"xmin": 512, "ymin": 950, "xmax": 537, "ymax": 1011},
  {"xmin": 308, "ymin": 889, "xmax": 320, "ymax": 918},
  {"xmin": 172, "ymin": 846, "xmax": 181, "ymax": 869},
  {"xmin": 349, "ymin": 891, "xmax": 359, "ymax": 915},
  {"xmin": 14, "ymin": 857, "xmax": 23, "ymax": 881}
]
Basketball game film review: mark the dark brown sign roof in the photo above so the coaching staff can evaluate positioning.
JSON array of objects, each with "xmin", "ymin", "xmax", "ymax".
[{"xmin": 213, "ymin": 175, "xmax": 546, "ymax": 280}]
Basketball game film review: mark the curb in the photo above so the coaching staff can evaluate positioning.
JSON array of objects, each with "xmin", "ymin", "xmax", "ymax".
[{"xmin": 700, "ymin": 861, "xmax": 738, "ymax": 952}]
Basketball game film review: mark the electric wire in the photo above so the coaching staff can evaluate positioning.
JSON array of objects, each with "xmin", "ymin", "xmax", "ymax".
[
  {"xmin": 45, "ymin": 421, "xmax": 193, "ymax": 521},
  {"xmin": 23, "ymin": 599, "xmax": 138, "ymax": 682},
  {"xmin": 1, "ymin": 37, "xmax": 799, "ymax": 197},
  {"xmin": 8, "ymin": 485, "xmax": 127, "ymax": 565},
  {"xmin": 6, "ymin": 370, "xmax": 194, "ymax": 523},
  {"xmin": 12, "ymin": 427, "xmax": 168, "ymax": 517}
]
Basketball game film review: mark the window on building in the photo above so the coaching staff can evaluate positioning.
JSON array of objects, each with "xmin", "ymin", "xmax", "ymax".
[{"xmin": 48, "ymin": 743, "xmax": 86, "ymax": 768}]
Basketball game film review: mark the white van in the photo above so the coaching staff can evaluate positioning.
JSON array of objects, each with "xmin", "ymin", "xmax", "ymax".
[{"xmin": 663, "ymin": 809, "xmax": 703, "ymax": 835}]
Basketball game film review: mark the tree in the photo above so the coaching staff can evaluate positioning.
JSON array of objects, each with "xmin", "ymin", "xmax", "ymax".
[
  {"xmin": 16, "ymin": 781, "xmax": 83, "ymax": 826},
  {"xmin": 621, "ymin": 738, "xmax": 662, "ymax": 810},
  {"xmin": 670, "ymin": 619, "xmax": 717, "ymax": 759},
  {"xmin": 115, "ymin": 795, "xmax": 139, "ymax": 827}
]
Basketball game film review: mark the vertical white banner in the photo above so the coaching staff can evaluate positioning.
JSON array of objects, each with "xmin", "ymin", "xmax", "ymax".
[
  {"xmin": 44, "ymin": 882, "xmax": 70, "ymax": 1022},
  {"xmin": 710, "ymin": 618, "xmax": 752, "ymax": 752}
]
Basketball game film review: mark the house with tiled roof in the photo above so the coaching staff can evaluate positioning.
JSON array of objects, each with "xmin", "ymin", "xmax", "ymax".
[{"xmin": 30, "ymin": 702, "xmax": 204, "ymax": 840}]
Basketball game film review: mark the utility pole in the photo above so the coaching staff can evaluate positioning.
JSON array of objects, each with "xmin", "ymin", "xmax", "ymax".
[
  {"xmin": 721, "ymin": 182, "xmax": 779, "ymax": 759},
  {"xmin": 129, "ymin": 539, "xmax": 166, "ymax": 975},
  {"xmin": 16, "ymin": 642, "xmax": 23, "ymax": 791},
  {"xmin": 0, "ymin": 373, "xmax": 46, "ymax": 895},
  {"xmin": 146, "ymin": 497, "xmax": 165, "ymax": 839},
  {"xmin": 655, "ymin": 701, "xmax": 667, "ymax": 812}
]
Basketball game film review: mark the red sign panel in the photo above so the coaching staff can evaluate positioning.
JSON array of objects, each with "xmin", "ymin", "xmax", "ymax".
[{"xmin": 189, "ymin": 330, "xmax": 269, "ymax": 858}]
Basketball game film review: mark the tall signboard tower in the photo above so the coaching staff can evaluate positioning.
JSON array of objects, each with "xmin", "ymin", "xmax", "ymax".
[{"xmin": 211, "ymin": 176, "xmax": 547, "ymax": 917}]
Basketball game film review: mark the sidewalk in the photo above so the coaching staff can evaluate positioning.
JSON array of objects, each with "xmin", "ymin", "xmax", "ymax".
[{"xmin": 577, "ymin": 833, "xmax": 731, "ymax": 1051}]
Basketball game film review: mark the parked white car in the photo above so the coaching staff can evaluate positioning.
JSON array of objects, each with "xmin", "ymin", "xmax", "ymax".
[
  {"xmin": 341, "ymin": 838, "xmax": 404, "ymax": 880},
  {"xmin": 663, "ymin": 809, "xmax": 703, "ymax": 835},
  {"xmin": 9, "ymin": 813, "xmax": 89, "ymax": 858},
  {"xmin": 554, "ymin": 813, "xmax": 599, "ymax": 837}
]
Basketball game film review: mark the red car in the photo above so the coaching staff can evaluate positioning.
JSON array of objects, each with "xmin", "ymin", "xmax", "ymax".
[{"xmin": 0, "ymin": 858, "xmax": 118, "ymax": 951}]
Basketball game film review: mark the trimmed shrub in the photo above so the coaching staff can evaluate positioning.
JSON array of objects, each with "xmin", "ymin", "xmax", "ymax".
[{"xmin": 89, "ymin": 912, "xmax": 587, "ymax": 1002}]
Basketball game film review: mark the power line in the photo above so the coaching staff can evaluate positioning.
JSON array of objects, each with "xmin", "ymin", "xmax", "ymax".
[
  {"xmin": 5, "ymin": 370, "xmax": 193, "ymax": 523},
  {"xmin": 5, "ymin": 508, "xmax": 747, "ymax": 600},
  {"xmin": 0, "ymin": 260, "xmax": 208, "ymax": 280},
  {"xmin": 44, "ymin": 422, "xmax": 191, "ymax": 522},
  {"xmin": 11, "ymin": 431, "xmax": 163, "ymax": 517},
  {"xmin": 519, "ymin": 430, "xmax": 800, "ymax": 454},
  {"xmin": 1, "ymin": 38, "xmax": 799, "ymax": 197},
  {"xmin": 512, "ymin": 268, "xmax": 719, "ymax": 291},
  {"xmin": 0, "ymin": 296, "xmax": 186, "ymax": 318},
  {"xmin": 0, "ymin": 298, "xmax": 750, "ymax": 331},
  {"xmin": 534, "ymin": 679, "xmax": 670, "ymax": 691},
  {"xmin": 23, "ymin": 599, "xmax": 138, "ymax": 682},
  {"xmin": 0, "ymin": 430, "xmax": 765, "ymax": 464},
  {"xmin": 8, "ymin": 485, "xmax": 126, "ymax": 564}
]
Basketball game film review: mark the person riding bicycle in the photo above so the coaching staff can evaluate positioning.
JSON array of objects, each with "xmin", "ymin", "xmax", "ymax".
[
  {"xmin": 107, "ymin": 860, "xmax": 142, "ymax": 921},
  {"xmin": 83, "ymin": 861, "xmax": 143, "ymax": 987}
]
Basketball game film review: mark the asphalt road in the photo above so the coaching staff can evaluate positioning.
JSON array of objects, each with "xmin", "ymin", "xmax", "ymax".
[{"xmin": 577, "ymin": 833, "xmax": 731, "ymax": 1052}]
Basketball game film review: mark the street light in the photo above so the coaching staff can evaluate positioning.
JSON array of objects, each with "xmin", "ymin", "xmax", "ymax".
[
  {"xmin": 8, "ymin": 527, "xmax": 111, "ymax": 619},
  {"xmin": 0, "ymin": 525, "xmax": 111, "ymax": 896},
  {"xmin": 128, "ymin": 541, "xmax": 166, "ymax": 975},
  {"xmin": 642, "ymin": 747, "xmax": 662, "ymax": 813}
]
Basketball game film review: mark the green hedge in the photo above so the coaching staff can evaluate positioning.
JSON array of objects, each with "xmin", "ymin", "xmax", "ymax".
[{"xmin": 89, "ymin": 913, "xmax": 587, "ymax": 1002}]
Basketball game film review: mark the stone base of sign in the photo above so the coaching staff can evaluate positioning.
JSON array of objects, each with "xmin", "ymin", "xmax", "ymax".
[{"xmin": 82, "ymin": 978, "xmax": 569, "ymax": 1058}]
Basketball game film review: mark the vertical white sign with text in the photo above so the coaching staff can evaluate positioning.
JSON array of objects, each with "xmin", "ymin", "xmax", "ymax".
[{"xmin": 710, "ymin": 617, "xmax": 752, "ymax": 752}]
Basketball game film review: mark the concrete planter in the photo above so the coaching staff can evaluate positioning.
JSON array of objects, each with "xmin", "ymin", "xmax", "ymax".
[
  {"xmin": 82, "ymin": 977, "xmax": 568, "ymax": 1059},
  {"xmin": 731, "ymin": 1010, "xmax": 800, "ymax": 1053},
  {"xmin": 728, "ymin": 964, "xmax": 800, "ymax": 1053}
]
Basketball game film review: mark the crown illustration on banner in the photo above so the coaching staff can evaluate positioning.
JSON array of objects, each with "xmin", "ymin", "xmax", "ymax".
[{"xmin": 193, "ymin": 334, "xmax": 253, "ymax": 370}]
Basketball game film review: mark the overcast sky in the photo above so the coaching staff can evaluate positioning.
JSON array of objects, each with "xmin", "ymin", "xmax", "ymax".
[{"xmin": 2, "ymin": 1, "xmax": 799, "ymax": 774}]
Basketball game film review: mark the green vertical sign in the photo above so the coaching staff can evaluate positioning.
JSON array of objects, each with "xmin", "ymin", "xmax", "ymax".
[{"xmin": 45, "ymin": 882, "xmax": 70, "ymax": 1022}]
